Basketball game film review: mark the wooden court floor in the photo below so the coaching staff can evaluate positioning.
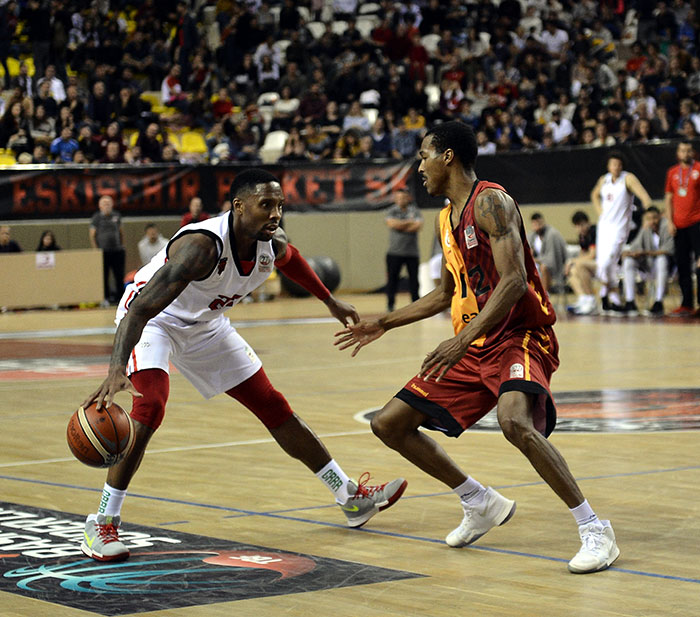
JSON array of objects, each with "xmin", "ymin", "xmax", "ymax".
[{"xmin": 1, "ymin": 293, "xmax": 699, "ymax": 617}]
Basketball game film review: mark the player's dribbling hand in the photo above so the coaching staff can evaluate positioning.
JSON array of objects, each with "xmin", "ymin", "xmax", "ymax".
[
  {"xmin": 334, "ymin": 320, "xmax": 385, "ymax": 357},
  {"xmin": 82, "ymin": 370, "xmax": 143, "ymax": 411},
  {"xmin": 419, "ymin": 337, "xmax": 468, "ymax": 382}
]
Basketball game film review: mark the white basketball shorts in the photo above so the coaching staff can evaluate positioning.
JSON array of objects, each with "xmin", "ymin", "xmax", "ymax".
[{"xmin": 120, "ymin": 312, "xmax": 262, "ymax": 399}]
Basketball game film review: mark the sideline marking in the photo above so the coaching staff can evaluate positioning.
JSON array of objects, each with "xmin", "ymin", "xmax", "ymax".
[{"xmin": 0, "ymin": 317, "xmax": 337, "ymax": 341}]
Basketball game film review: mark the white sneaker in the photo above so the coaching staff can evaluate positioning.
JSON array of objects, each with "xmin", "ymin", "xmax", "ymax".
[
  {"xmin": 445, "ymin": 487, "xmax": 516, "ymax": 548},
  {"xmin": 574, "ymin": 296, "xmax": 598, "ymax": 315},
  {"xmin": 568, "ymin": 520, "xmax": 620, "ymax": 574}
]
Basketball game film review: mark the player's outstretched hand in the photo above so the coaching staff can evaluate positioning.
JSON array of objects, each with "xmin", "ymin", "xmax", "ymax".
[
  {"xmin": 325, "ymin": 296, "xmax": 360, "ymax": 327},
  {"xmin": 335, "ymin": 320, "xmax": 385, "ymax": 357},
  {"xmin": 81, "ymin": 369, "xmax": 143, "ymax": 411},
  {"xmin": 419, "ymin": 336, "xmax": 468, "ymax": 382}
]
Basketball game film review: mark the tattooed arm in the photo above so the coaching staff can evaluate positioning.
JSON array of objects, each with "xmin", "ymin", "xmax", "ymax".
[
  {"xmin": 83, "ymin": 233, "xmax": 219, "ymax": 409},
  {"xmin": 464, "ymin": 188, "xmax": 528, "ymax": 338},
  {"xmin": 419, "ymin": 188, "xmax": 528, "ymax": 381}
]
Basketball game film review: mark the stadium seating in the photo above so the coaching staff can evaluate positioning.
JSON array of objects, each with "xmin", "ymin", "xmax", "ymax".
[
  {"xmin": 259, "ymin": 130, "xmax": 288, "ymax": 164},
  {"xmin": 424, "ymin": 84, "xmax": 441, "ymax": 112},
  {"xmin": 306, "ymin": 21, "xmax": 326, "ymax": 40},
  {"xmin": 0, "ymin": 153, "xmax": 17, "ymax": 166},
  {"xmin": 181, "ymin": 131, "xmax": 207, "ymax": 155}
]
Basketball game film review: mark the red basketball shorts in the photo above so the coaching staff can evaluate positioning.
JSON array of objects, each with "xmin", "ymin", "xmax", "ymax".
[{"xmin": 396, "ymin": 326, "xmax": 560, "ymax": 438}]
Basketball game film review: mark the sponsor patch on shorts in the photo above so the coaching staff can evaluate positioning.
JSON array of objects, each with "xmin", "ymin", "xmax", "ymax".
[
  {"xmin": 245, "ymin": 346, "xmax": 258, "ymax": 363},
  {"xmin": 509, "ymin": 363, "xmax": 524, "ymax": 379}
]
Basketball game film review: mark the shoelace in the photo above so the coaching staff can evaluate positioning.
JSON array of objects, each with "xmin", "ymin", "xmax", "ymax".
[
  {"xmin": 352, "ymin": 472, "xmax": 386, "ymax": 499},
  {"xmin": 96, "ymin": 522, "xmax": 120, "ymax": 544},
  {"xmin": 580, "ymin": 528, "xmax": 605, "ymax": 553}
]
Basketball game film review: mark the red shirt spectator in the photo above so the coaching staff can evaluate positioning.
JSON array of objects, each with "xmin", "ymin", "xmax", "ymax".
[
  {"xmin": 212, "ymin": 88, "xmax": 234, "ymax": 119},
  {"xmin": 180, "ymin": 196, "xmax": 210, "ymax": 227}
]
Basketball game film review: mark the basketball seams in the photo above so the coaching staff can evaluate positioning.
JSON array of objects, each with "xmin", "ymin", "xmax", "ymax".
[
  {"xmin": 77, "ymin": 406, "xmax": 112, "ymax": 463},
  {"xmin": 67, "ymin": 413, "xmax": 103, "ymax": 466},
  {"xmin": 101, "ymin": 407, "xmax": 120, "ymax": 452}
]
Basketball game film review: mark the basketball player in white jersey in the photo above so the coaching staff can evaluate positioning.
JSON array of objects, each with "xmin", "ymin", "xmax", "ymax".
[
  {"xmin": 78, "ymin": 169, "xmax": 406, "ymax": 562},
  {"xmin": 590, "ymin": 151, "xmax": 652, "ymax": 314}
]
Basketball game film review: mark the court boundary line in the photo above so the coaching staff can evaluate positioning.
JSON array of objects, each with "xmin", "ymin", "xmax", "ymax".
[
  {"xmin": 0, "ymin": 317, "xmax": 338, "ymax": 340},
  {"xmin": 1, "ymin": 467, "xmax": 699, "ymax": 585}
]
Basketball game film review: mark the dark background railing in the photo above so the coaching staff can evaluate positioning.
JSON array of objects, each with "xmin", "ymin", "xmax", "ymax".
[{"xmin": 0, "ymin": 142, "xmax": 682, "ymax": 220}]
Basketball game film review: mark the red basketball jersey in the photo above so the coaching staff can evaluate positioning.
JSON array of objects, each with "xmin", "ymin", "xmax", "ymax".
[{"xmin": 439, "ymin": 180, "xmax": 556, "ymax": 348}]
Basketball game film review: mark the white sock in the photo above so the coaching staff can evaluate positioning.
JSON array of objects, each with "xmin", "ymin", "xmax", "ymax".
[
  {"xmin": 570, "ymin": 499, "xmax": 600, "ymax": 526},
  {"xmin": 97, "ymin": 483, "xmax": 127, "ymax": 518},
  {"xmin": 599, "ymin": 285, "xmax": 608, "ymax": 298},
  {"xmin": 453, "ymin": 476, "xmax": 486, "ymax": 504},
  {"xmin": 608, "ymin": 290, "xmax": 621, "ymax": 305},
  {"xmin": 315, "ymin": 459, "xmax": 352, "ymax": 504}
]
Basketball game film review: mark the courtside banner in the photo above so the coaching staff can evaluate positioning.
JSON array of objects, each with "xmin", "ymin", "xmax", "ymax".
[
  {"xmin": 0, "ymin": 160, "xmax": 417, "ymax": 220},
  {"xmin": 0, "ymin": 141, "xmax": 677, "ymax": 220}
]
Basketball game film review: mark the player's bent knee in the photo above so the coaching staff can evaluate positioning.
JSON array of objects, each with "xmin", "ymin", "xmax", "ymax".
[
  {"xmin": 129, "ymin": 369, "xmax": 169, "ymax": 431},
  {"xmin": 497, "ymin": 413, "xmax": 537, "ymax": 448},
  {"xmin": 370, "ymin": 410, "xmax": 394, "ymax": 444},
  {"xmin": 226, "ymin": 369, "xmax": 294, "ymax": 430}
]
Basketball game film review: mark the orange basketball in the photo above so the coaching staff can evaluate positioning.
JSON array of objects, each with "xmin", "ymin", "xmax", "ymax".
[{"xmin": 66, "ymin": 402, "xmax": 134, "ymax": 468}]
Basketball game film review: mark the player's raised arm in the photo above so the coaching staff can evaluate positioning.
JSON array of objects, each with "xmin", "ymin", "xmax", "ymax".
[
  {"xmin": 272, "ymin": 228, "xmax": 359, "ymax": 326},
  {"xmin": 83, "ymin": 233, "xmax": 219, "ymax": 410},
  {"xmin": 419, "ymin": 189, "xmax": 527, "ymax": 382}
]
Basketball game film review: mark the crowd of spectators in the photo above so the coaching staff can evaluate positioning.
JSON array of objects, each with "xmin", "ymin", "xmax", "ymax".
[{"xmin": 0, "ymin": 0, "xmax": 698, "ymax": 166}]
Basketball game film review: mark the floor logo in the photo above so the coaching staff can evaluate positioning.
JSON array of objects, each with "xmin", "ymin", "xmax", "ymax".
[
  {"xmin": 0, "ymin": 502, "xmax": 422, "ymax": 615},
  {"xmin": 354, "ymin": 388, "xmax": 700, "ymax": 433}
]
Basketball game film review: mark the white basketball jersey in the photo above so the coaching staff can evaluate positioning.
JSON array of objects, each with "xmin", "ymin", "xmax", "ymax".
[
  {"xmin": 599, "ymin": 172, "xmax": 634, "ymax": 229},
  {"xmin": 122, "ymin": 212, "xmax": 276, "ymax": 323}
]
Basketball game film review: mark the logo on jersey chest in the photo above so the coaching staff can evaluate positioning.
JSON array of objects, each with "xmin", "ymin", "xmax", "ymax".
[
  {"xmin": 258, "ymin": 254, "xmax": 273, "ymax": 272},
  {"xmin": 217, "ymin": 258, "xmax": 228, "ymax": 275},
  {"xmin": 464, "ymin": 225, "xmax": 478, "ymax": 249}
]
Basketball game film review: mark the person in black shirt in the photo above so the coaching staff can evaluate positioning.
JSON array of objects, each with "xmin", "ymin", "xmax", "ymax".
[
  {"xmin": 0, "ymin": 225, "xmax": 21, "ymax": 253},
  {"xmin": 566, "ymin": 211, "xmax": 598, "ymax": 315},
  {"xmin": 36, "ymin": 230, "xmax": 61, "ymax": 251}
]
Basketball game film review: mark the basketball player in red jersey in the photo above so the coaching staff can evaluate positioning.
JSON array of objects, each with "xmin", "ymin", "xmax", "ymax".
[
  {"xmin": 78, "ymin": 169, "xmax": 406, "ymax": 563},
  {"xmin": 336, "ymin": 121, "xmax": 619, "ymax": 574}
]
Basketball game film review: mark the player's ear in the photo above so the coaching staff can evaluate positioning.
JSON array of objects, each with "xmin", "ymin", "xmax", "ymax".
[
  {"xmin": 443, "ymin": 148, "xmax": 454, "ymax": 165},
  {"xmin": 232, "ymin": 197, "xmax": 243, "ymax": 213}
]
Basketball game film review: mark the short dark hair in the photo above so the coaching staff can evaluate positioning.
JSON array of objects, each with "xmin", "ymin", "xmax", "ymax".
[
  {"xmin": 607, "ymin": 150, "xmax": 624, "ymax": 165},
  {"xmin": 571, "ymin": 210, "xmax": 589, "ymax": 225},
  {"xmin": 229, "ymin": 168, "xmax": 280, "ymax": 201},
  {"xmin": 531, "ymin": 212, "xmax": 544, "ymax": 221},
  {"xmin": 645, "ymin": 205, "xmax": 660, "ymax": 215},
  {"xmin": 425, "ymin": 121, "xmax": 478, "ymax": 169},
  {"xmin": 144, "ymin": 222, "xmax": 157, "ymax": 231}
]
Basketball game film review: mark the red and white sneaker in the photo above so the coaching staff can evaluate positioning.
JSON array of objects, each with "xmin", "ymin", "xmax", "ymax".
[
  {"xmin": 339, "ymin": 472, "xmax": 407, "ymax": 528},
  {"xmin": 80, "ymin": 513, "xmax": 130, "ymax": 562}
]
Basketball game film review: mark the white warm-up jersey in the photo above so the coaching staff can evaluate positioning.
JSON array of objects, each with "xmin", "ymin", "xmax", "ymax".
[
  {"xmin": 599, "ymin": 172, "xmax": 634, "ymax": 229},
  {"xmin": 119, "ymin": 212, "xmax": 276, "ymax": 323}
]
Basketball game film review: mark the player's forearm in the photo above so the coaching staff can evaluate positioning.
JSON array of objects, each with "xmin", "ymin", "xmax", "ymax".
[
  {"xmin": 378, "ymin": 286, "xmax": 450, "ymax": 331},
  {"xmin": 108, "ymin": 312, "xmax": 150, "ymax": 372},
  {"xmin": 275, "ymin": 245, "xmax": 330, "ymax": 301}
]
